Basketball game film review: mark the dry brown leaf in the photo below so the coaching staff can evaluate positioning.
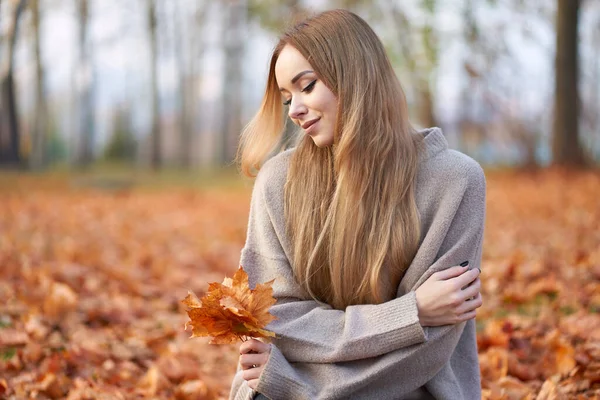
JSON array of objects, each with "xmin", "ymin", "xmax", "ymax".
[
  {"xmin": 543, "ymin": 330, "xmax": 576, "ymax": 377},
  {"xmin": 24, "ymin": 314, "xmax": 50, "ymax": 341},
  {"xmin": 480, "ymin": 347, "xmax": 509, "ymax": 383},
  {"xmin": 174, "ymin": 380, "xmax": 209, "ymax": 400},
  {"xmin": 558, "ymin": 375, "xmax": 590, "ymax": 394},
  {"xmin": 0, "ymin": 379, "xmax": 7, "ymax": 396},
  {"xmin": 559, "ymin": 313, "xmax": 600, "ymax": 341},
  {"xmin": 583, "ymin": 361, "xmax": 600, "ymax": 383},
  {"xmin": 156, "ymin": 354, "xmax": 201, "ymax": 383},
  {"xmin": 43, "ymin": 281, "xmax": 78, "ymax": 319},
  {"xmin": 536, "ymin": 378, "xmax": 567, "ymax": 400},
  {"xmin": 0, "ymin": 329, "xmax": 29, "ymax": 346},
  {"xmin": 182, "ymin": 266, "xmax": 277, "ymax": 344},
  {"xmin": 137, "ymin": 365, "xmax": 169, "ymax": 396},
  {"xmin": 497, "ymin": 376, "xmax": 534, "ymax": 399}
]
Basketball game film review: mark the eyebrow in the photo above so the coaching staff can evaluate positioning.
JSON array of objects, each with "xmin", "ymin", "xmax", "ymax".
[{"xmin": 279, "ymin": 70, "xmax": 314, "ymax": 91}]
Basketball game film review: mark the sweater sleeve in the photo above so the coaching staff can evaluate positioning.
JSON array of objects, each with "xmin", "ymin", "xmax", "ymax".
[
  {"xmin": 251, "ymin": 160, "xmax": 486, "ymax": 400},
  {"xmin": 241, "ymin": 249, "xmax": 426, "ymax": 362},
  {"xmin": 238, "ymin": 161, "xmax": 427, "ymax": 365}
]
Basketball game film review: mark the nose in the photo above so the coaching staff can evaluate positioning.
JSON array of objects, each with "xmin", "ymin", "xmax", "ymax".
[{"xmin": 288, "ymin": 97, "xmax": 307, "ymax": 120}]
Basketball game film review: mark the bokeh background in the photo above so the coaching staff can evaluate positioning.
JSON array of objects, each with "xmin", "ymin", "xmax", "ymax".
[{"xmin": 1, "ymin": 1, "xmax": 599, "ymax": 399}]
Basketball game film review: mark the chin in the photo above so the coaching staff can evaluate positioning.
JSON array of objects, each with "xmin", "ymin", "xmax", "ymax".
[{"xmin": 311, "ymin": 135, "xmax": 334, "ymax": 148}]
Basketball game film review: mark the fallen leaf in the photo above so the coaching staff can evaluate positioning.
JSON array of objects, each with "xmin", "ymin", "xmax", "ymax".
[
  {"xmin": 43, "ymin": 281, "xmax": 78, "ymax": 319},
  {"xmin": 174, "ymin": 379, "xmax": 209, "ymax": 400},
  {"xmin": 182, "ymin": 266, "xmax": 277, "ymax": 344},
  {"xmin": 536, "ymin": 378, "xmax": 567, "ymax": 400},
  {"xmin": 497, "ymin": 375, "xmax": 534, "ymax": 399},
  {"xmin": 137, "ymin": 365, "xmax": 168, "ymax": 396},
  {"xmin": 480, "ymin": 347, "xmax": 509, "ymax": 382},
  {"xmin": 0, "ymin": 329, "xmax": 29, "ymax": 346}
]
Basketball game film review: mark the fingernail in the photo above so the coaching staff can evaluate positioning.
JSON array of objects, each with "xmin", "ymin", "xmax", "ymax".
[
  {"xmin": 477, "ymin": 268, "xmax": 481, "ymax": 274},
  {"xmin": 460, "ymin": 261, "xmax": 469, "ymax": 267}
]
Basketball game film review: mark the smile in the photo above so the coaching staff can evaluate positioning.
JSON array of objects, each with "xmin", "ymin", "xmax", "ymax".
[{"xmin": 302, "ymin": 118, "xmax": 320, "ymax": 134}]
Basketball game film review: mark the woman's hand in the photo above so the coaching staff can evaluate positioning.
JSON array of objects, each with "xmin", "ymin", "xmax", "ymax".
[
  {"xmin": 415, "ymin": 264, "xmax": 482, "ymax": 326},
  {"xmin": 239, "ymin": 339, "xmax": 272, "ymax": 390}
]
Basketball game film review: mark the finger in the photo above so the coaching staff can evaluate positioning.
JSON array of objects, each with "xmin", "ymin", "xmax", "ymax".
[
  {"xmin": 456, "ymin": 293, "xmax": 483, "ymax": 314},
  {"xmin": 247, "ymin": 379, "xmax": 259, "ymax": 390},
  {"xmin": 458, "ymin": 309, "xmax": 477, "ymax": 322},
  {"xmin": 461, "ymin": 277, "xmax": 481, "ymax": 291},
  {"xmin": 458, "ymin": 278, "xmax": 481, "ymax": 301},
  {"xmin": 242, "ymin": 367, "xmax": 262, "ymax": 382},
  {"xmin": 239, "ymin": 339, "xmax": 258, "ymax": 354},
  {"xmin": 240, "ymin": 339, "xmax": 270, "ymax": 354},
  {"xmin": 240, "ymin": 354, "xmax": 267, "ymax": 370},
  {"xmin": 433, "ymin": 265, "xmax": 469, "ymax": 281},
  {"xmin": 451, "ymin": 268, "xmax": 480, "ymax": 290}
]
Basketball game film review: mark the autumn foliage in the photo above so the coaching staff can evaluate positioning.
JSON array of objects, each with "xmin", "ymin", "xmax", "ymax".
[
  {"xmin": 0, "ymin": 168, "xmax": 599, "ymax": 399},
  {"xmin": 182, "ymin": 267, "xmax": 276, "ymax": 344}
]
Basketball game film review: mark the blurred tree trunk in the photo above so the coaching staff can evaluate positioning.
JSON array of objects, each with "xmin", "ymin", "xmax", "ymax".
[
  {"xmin": 388, "ymin": 2, "xmax": 438, "ymax": 129},
  {"xmin": 552, "ymin": 0, "xmax": 584, "ymax": 166},
  {"xmin": 30, "ymin": 0, "xmax": 48, "ymax": 170},
  {"xmin": 147, "ymin": 0, "xmax": 161, "ymax": 169},
  {"xmin": 590, "ymin": 14, "xmax": 600, "ymax": 149},
  {"xmin": 175, "ymin": 0, "xmax": 206, "ymax": 169},
  {"xmin": 418, "ymin": 0, "xmax": 438, "ymax": 129},
  {"xmin": 174, "ymin": 0, "xmax": 190, "ymax": 168},
  {"xmin": 459, "ymin": 0, "xmax": 543, "ymax": 167},
  {"xmin": 219, "ymin": 0, "xmax": 246, "ymax": 165},
  {"xmin": 189, "ymin": 1, "xmax": 208, "ymax": 167},
  {"xmin": 74, "ymin": 0, "xmax": 95, "ymax": 167},
  {"xmin": 0, "ymin": 0, "xmax": 26, "ymax": 167}
]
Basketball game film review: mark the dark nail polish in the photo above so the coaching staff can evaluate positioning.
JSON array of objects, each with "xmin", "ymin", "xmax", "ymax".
[{"xmin": 460, "ymin": 261, "xmax": 469, "ymax": 267}]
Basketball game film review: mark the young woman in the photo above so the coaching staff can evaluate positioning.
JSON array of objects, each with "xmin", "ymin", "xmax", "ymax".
[{"xmin": 230, "ymin": 9, "xmax": 485, "ymax": 400}]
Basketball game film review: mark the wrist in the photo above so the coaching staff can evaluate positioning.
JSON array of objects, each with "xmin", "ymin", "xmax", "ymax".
[{"xmin": 415, "ymin": 291, "xmax": 426, "ymax": 326}]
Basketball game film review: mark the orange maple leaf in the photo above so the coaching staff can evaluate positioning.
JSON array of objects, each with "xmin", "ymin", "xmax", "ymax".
[{"xmin": 182, "ymin": 266, "xmax": 277, "ymax": 344}]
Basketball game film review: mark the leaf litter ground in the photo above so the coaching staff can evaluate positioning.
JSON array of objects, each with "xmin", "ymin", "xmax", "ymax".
[{"xmin": 0, "ymin": 168, "xmax": 599, "ymax": 399}]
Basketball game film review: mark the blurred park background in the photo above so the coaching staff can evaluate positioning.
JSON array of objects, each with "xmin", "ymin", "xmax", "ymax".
[
  {"xmin": 1, "ymin": 0, "xmax": 599, "ymax": 170},
  {"xmin": 1, "ymin": 0, "xmax": 600, "ymax": 399}
]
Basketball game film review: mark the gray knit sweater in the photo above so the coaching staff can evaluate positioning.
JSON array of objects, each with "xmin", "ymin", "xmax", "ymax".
[{"xmin": 229, "ymin": 127, "xmax": 486, "ymax": 400}]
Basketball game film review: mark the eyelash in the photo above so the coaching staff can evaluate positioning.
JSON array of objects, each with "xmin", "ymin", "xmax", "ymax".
[{"xmin": 283, "ymin": 80, "xmax": 317, "ymax": 106}]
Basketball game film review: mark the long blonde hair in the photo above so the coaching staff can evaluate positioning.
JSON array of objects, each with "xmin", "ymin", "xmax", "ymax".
[{"xmin": 238, "ymin": 10, "xmax": 422, "ymax": 310}]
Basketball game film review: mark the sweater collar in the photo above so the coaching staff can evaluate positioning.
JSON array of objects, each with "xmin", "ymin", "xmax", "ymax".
[{"xmin": 417, "ymin": 127, "xmax": 448, "ymax": 162}]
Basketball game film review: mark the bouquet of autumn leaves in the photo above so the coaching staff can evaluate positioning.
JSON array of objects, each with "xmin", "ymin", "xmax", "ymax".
[{"xmin": 181, "ymin": 266, "xmax": 277, "ymax": 344}]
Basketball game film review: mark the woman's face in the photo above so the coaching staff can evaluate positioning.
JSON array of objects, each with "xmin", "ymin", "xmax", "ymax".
[{"xmin": 275, "ymin": 45, "xmax": 338, "ymax": 148}]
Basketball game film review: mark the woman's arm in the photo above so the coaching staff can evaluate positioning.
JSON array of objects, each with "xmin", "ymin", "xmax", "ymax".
[{"xmin": 241, "ymin": 248, "xmax": 479, "ymax": 364}]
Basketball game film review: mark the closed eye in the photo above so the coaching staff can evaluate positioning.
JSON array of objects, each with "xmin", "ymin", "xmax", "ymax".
[
  {"xmin": 302, "ymin": 80, "xmax": 317, "ymax": 93},
  {"xmin": 282, "ymin": 79, "xmax": 317, "ymax": 106}
]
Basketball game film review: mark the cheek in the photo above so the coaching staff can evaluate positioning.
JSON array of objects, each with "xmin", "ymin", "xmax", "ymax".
[
  {"xmin": 318, "ymin": 95, "xmax": 337, "ymax": 117},
  {"xmin": 325, "ymin": 94, "xmax": 338, "ymax": 117},
  {"xmin": 312, "ymin": 87, "xmax": 337, "ymax": 116}
]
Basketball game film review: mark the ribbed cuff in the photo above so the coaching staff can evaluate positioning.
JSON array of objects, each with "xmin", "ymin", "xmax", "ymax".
[
  {"xmin": 256, "ymin": 344, "xmax": 309, "ymax": 400},
  {"xmin": 230, "ymin": 369, "xmax": 256, "ymax": 400},
  {"xmin": 360, "ymin": 290, "xmax": 427, "ymax": 351}
]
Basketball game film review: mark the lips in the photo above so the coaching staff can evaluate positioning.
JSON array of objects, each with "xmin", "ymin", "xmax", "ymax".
[{"xmin": 301, "ymin": 118, "xmax": 320, "ymax": 130}]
